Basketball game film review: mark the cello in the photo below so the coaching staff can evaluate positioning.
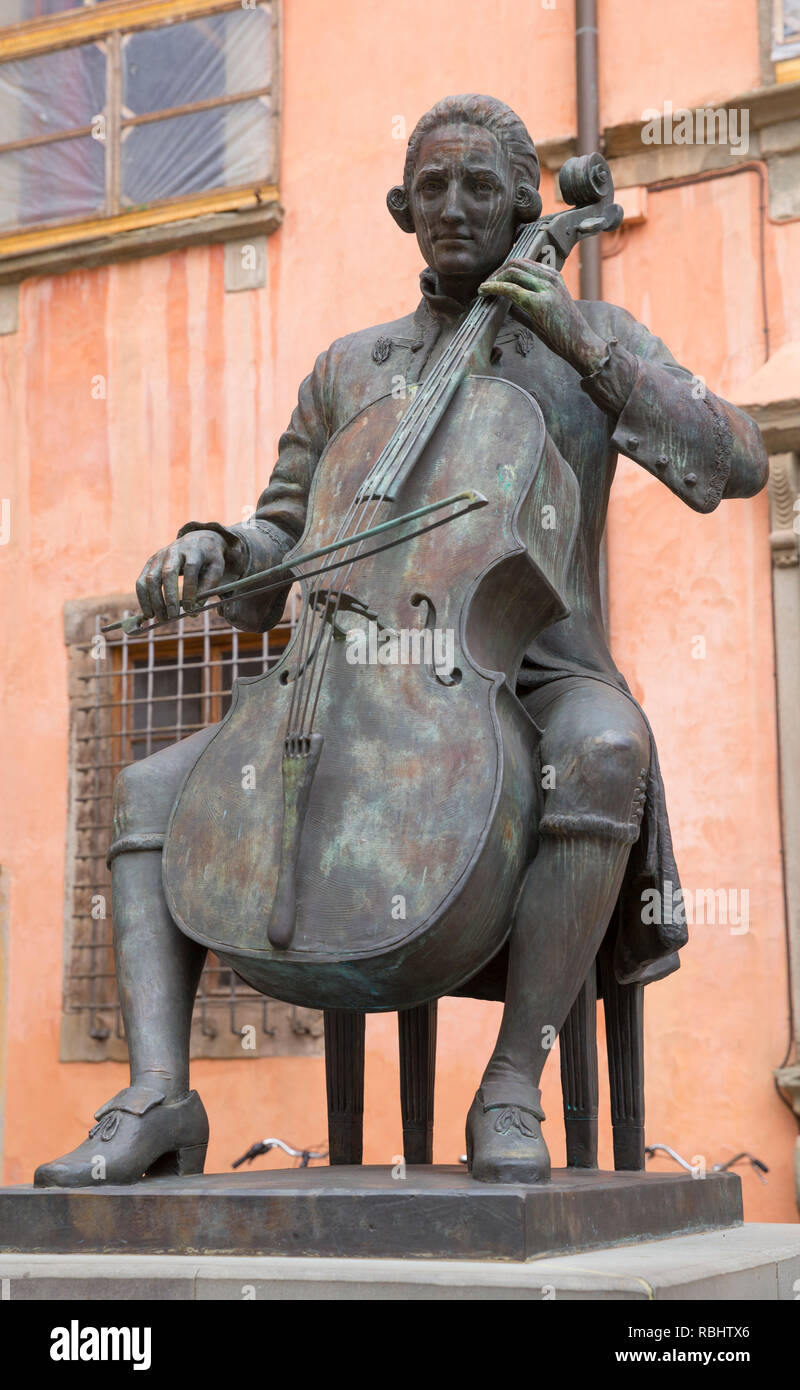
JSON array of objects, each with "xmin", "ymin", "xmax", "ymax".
[{"xmin": 155, "ymin": 154, "xmax": 622, "ymax": 1013}]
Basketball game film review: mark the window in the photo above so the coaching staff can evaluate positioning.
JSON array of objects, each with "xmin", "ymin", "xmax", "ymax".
[
  {"xmin": 61, "ymin": 592, "xmax": 324, "ymax": 1062},
  {"xmin": 0, "ymin": 0, "xmax": 281, "ymax": 267},
  {"xmin": 773, "ymin": 0, "xmax": 800, "ymax": 80}
]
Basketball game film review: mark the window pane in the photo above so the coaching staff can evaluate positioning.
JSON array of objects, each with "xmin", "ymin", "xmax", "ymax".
[
  {"xmin": 0, "ymin": 43, "xmax": 105, "ymax": 140},
  {"xmin": 783, "ymin": 0, "xmax": 800, "ymax": 40},
  {"xmin": 121, "ymin": 98, "xmax": 271, "ymax": 204},
  {"xmin": 0, "ymin": 132, "xmax": 104, "ymax": 228},
  {"xmin": 122, "ymin": 7, "xmax": 271, "ymax": 116}
]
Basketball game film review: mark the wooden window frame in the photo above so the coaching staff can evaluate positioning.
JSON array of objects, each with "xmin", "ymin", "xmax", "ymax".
[{"xmin": 0, "ymin": 0, "xmax": 282, "ymax": 279}]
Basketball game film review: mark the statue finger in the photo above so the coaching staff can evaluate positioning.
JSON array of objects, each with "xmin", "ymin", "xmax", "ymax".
[
  {"xmin": 181, "ymin": 555, "xmax": 202, "ymax": 611},
  {"xmin": 479, "ymin": 280, "xmax": 532, "ymax": 312},
  {"xmin": 161, "ymin": 559, "xmax": 182, "ymax": 620},
  {"xmin": 502, "ymin": 256, "xmax": 560, "ymax": 280},
  {"xmin": 200, "ymin": 554, "xmax": 226, "ymax": 600},
  {"xmin": 144, "ymin": 560, "xmax": 169, "ymax": 623},
  {"xmin": 135, "ymin": 560, "xmax": 156, "ymax": 618},
  {"xmin": 491, "ymin": 265, "xmax": 548, "ymax": 292}
]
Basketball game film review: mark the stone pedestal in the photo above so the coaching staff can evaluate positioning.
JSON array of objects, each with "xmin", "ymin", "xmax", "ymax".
[{"xmin": 0, "ymin": 1165, "xmax": 741, "ymax": 1262}]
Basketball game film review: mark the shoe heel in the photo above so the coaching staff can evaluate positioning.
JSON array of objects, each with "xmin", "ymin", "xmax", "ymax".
[
  {"xmin": 146, "ymin": 1141, "xmax": 207, "ymax": 1178},
  {"xmin": 176, "ymin": 1142, "xmax": 207, "ymax": 1176}
]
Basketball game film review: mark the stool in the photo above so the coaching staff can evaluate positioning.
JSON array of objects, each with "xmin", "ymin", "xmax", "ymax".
[{"xmin": 322, "ymin": 926, "xmax": 645, "ymax": 1170}]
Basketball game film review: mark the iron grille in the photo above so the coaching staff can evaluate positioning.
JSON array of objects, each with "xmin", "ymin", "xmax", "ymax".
[{"xmin": 63, "ymin": 592, "xmax": 322, "ymax": 1055}]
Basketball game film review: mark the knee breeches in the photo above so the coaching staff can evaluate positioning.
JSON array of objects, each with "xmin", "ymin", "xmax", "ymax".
[
  {"xmin": 522, "ymin": 678, "xmax": 650, "ymax": 845},
  {"xmin": 107, "ymin": 724, "xmax": 219, "ymax": 865}
]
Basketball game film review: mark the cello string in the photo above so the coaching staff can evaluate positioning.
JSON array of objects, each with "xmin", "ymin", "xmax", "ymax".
[
  {"xmin": 352, "ymin": 218, "xmax": 542, "ymax": 503},
  {"xmin": 294, "ymin": 276, "xmax": 511, "ymax": 734},
  {"xmin": 289, "ymin": 216, "xmax": 543, "ymax": 734},
  {"xmin": 296, "ymin": 301, "xmax": 492, "ymax": 732},
  {"xmin": 287, "ymin": 301, "xmax": 486, "ymax": 731},
  {"xmin": 352, "ymin": 219, "xmax": 542, "ymax": 502},
  {"xmin": 292, "ymin": 302, "xmax": 488, "ymax": 731}
]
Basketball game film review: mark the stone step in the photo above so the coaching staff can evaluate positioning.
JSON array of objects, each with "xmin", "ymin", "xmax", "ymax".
[{"xmin": 1, "ymin": 1225, "xmax": 799, "ymax": 1300}]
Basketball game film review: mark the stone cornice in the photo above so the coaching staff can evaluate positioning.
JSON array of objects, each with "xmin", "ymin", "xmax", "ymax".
[
  {"xmin": 743, "ymin": 401, "xmax": 800, "ymax": 455},
  {"xmin": 536, "ymin": 80, "xmax": 800, "ymax": 204},
  {"xmin": 603, "ymin": 79, "xmax": 800, "ymax": 158}
]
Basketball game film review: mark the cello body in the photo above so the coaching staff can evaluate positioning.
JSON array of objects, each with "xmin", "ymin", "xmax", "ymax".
[{"xmin": 162, "ymin": 374, "xmax": 580, "ymax": 1011}]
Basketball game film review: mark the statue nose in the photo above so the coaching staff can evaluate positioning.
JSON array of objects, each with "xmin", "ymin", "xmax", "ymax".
[{"xmin": 441, "ymin": 182, "xmax": 466, "ymax": 223}]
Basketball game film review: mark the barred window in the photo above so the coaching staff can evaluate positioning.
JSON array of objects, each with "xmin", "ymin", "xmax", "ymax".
[
  {"xmin": 0, "ymin": 0, "xmax": 281, "ymax": 266},
  {"xmin": 61, "ymin": 592, "xmax": 324, "ymax": 1062}
]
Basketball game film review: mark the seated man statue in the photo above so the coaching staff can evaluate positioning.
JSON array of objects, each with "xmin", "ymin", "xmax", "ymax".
[{"xmin": 36, "ymin": 94, "xmax": 767, "ymax": 1188}]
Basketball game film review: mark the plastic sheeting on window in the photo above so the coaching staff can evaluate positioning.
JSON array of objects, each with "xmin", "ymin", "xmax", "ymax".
[
  {"xmin": 0, "ymin": 136, "xmax": 104, "ymax": 229},
  {"xmin": 0, "ymin": 42, "xmax": 106, "ymax": 137},
  {"xmin": 0, "ymin": 3, "xmax": 275, "ymax": 232},
  {"xmin": 773, "ymin": 0, "xmax": 800, "ymax": 60},
  {"xmin": 122, "ymin": 99, "xmax": 272, "ymax": 206},
  {"xmin": 120, "ymin": 8, "xmax": 273, "ymax": 207},
  {"xmin": 0, "ymin": 42, "xmax": 105, "ymax": 229},
  {"xmin": 123, "ymin": 9, "xmax": 272, "ymax": 114}
]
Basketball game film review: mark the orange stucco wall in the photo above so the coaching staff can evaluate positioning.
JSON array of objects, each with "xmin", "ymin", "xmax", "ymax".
[{"xmin": 0, "ymin": 0, "xmax": 797, "ymax": 1223}]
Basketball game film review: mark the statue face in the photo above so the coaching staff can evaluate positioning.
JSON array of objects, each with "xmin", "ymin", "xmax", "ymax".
[{"xmin": 410, "ymin": 123, "xmax": 517, "ymax": 295}]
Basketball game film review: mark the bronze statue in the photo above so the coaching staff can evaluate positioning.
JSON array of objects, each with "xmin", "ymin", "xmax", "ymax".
[{"xmin": 35, "ymin": 94, "xmax": 767, "ymax": 1190}]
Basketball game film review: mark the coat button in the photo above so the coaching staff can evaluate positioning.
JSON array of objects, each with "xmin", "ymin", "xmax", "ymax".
[
  {"xmin": 627, "ymin": 435, "xmax": 640, "ymax": 449},
  {"xmin": 685, "ymin": 472, "xmax": 698, "ymax": 486},
  {"xmin": 656, "ymin": 454, "xmax": 668, "ymax": 469}
]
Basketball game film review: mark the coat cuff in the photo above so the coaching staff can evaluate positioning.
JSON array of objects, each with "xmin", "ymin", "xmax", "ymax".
[
  {"xmin": 176, "ymin": 519, "xmax": 248, "ymax": 575},
  {"xmin": 609, "ymin": 363, "xmax": 733, "ymax": 512},
  {"xmin": 176, "ymin": 519, "xmax": 296, "ymax": 631}
]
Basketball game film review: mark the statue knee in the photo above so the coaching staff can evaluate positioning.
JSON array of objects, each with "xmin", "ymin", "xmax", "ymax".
[
  {"xmin": 576, "ymin": 721, "xmax": 649, "ymax": 789},
  {"xmin": 538, "ymin": 707, "xmax": 650, "ymax": 844},
  {"xmin": 108, "ymin": 726, "xmax": 220, "ymax": 866},
  {"xmin": 108, "ymin": 763, "xmax": 166, "ymax": 863},
  {"xmin": 109, "ymin": 755, "xmax": 183, "ymax": 864}
]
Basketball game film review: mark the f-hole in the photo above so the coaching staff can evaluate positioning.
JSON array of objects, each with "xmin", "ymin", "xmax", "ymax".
[{"xmin": 409, "ymin": 592, "xmax": 461, "ymax": 687}]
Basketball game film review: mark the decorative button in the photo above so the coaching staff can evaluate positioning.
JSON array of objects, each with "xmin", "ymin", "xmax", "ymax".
[
  {"xmin": 685, "ymin": 472, "xmax": 698, "ymax": 486},
  {"xmin": 627, "ymin": 435, "xmax": 640, "ymax": 449},
  {"xmin": 656, "ymin": 454, "xmax": 669, "ymax": 468},
  {"xmin": 371, "ymin": 335, "xmax": 392, "ymax": 364}
]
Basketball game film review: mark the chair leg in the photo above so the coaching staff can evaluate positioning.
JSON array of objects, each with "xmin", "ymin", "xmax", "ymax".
[
  {"xmin": 323, "ymin": 1009, "xmax": 366, "ymax": 1165},
  {"xmin": 398, "ymin": 1001, "xmax": 438, "ymax": 1165},
  {"xmin": 559, "ymin": 964, "xmax": 599, "ymax": 1168},
  {"xmin": 598, "ymin": 946, "xmax": 645, "ymax": 1170}
]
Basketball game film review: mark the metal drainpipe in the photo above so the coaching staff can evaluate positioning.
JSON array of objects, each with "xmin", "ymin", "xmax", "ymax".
[{"xmin": 575, "ymin": 0, "xmax": 609, "ymax": 627}]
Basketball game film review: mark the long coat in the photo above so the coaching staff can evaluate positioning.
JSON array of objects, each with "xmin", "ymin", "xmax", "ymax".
[{"xmin": 180, "ymin": 271, "xmax": 768, "ymax": 984}]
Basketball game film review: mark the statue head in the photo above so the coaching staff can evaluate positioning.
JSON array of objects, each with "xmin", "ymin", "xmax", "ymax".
[{"xmin": 387, "ymin": 94, "xmax": 542, "ymax": 298}]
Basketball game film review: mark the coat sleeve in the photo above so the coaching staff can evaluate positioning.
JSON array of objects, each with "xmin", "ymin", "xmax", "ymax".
[
  {"xmin": 177, "ymin": 346, "xmax": 334, "ymax": 632},
  {"xmin": 578, "ymin": 303, "xmax": 768, "ymax": 513}
]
